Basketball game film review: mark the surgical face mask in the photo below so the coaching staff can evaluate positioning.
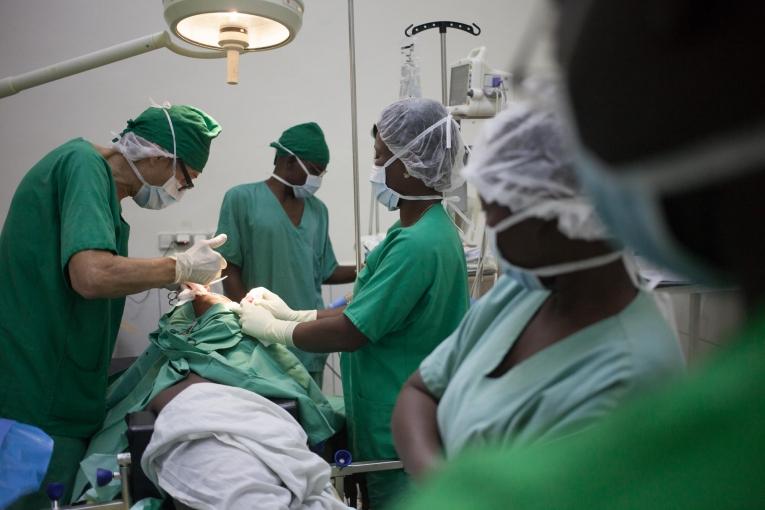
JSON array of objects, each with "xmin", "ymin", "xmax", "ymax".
[
  {"xmin": 487, "ymin": 204, "xmax": 624, "ymax": 290},
  {"xmin": 271, "ymin": 143, "xmax": 323, "ymax": 198},
  {"xmin": 370, "ymin": 165, "xmax": 400, "ymax": 211},
  {"xmin": 370, "ymin": 163, "xmax": 443, "ymax": 212},
  {"xmin": 128, "ymin": 158, "xmax": 184, "ymax": 210},
  {"xmin": 574, "ymin": 147, "xmax": 734, "ymax": 286}
]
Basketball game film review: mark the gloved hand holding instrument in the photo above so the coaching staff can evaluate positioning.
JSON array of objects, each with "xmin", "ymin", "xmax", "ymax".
[{"xmin": 170, "ymin": 233, "xmax": 228, "ymax": 285}]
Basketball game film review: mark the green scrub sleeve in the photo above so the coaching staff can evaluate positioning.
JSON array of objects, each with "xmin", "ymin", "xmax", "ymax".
[
  {"xmin": 319, "ymin": 231, "xmax": 339, "ymax": 283},
  {"xmin": 59, "ymin": 156, "xmax": 119, "ymax": 271},
  {"xmin": 215, "ymin": 188, "xmax": 243, "ymax": 267},
  {"xmin": 343, "ymin": 235, "xmax": 431, "ymax": 343}
]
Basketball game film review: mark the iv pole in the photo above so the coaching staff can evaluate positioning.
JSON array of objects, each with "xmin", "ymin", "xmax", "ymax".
[
  {"xmin": 404, "ymin": 21, "xmax": 480, "ymax": 104},
  {"xmin": 404, "ymin": 21, "xmax": 485, "ymax": 297},
  {"xmin": 325, "ymin": 16, "xmax": 485, "ymax": 271},
  {"xmin": 347, "ymin": 0, "xmax": 363, "ymax": 272}
]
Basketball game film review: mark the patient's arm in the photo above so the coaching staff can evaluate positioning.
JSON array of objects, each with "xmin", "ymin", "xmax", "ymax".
[{"xmin": 148, "ymin": 373, "xmax": 213, "ymax": 415}]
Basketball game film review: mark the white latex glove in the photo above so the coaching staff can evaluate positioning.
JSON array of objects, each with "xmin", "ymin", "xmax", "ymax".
[
  {"xmin": 170, "ymin": 234, "xmax": 228, "ymax": 285},
  {"xmin": 239, "ymin": 300, "xmax": 297, "ymax": 346},
  {"xmin": 172, "ymin": 282, "xmax": 212, "ymax": 308},
  {"xmin": 224, "ymin": 301, "xmax": 242, "ymax": 314},
  {"xmin": 244, "ymin": 287, "xmax": 317, "ymax": 322}
]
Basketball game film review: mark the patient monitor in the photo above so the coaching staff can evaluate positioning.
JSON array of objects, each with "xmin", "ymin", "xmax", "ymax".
[{"xmin": 448, "ymin": 47, "xmax": 510, "ymax": 118}]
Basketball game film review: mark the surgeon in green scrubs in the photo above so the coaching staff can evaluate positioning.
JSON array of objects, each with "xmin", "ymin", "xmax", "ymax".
[
  {"xmin": 239, "ymin": 98, "xmax": 470, "ymax": 508},
  {"xmin": 396, "ymin": 2, "xmax": 765, "ymax": 509},
  {"xmin": 215, "ymin": 122, "xmax": 356, "ymax": 385},
  {"xmin": 391, "ymin": 101, "xmax": 684, "ymax": 480},
  {"xmin": 0, "ymin": 104, "xmax": 224, "ymax": 509}
]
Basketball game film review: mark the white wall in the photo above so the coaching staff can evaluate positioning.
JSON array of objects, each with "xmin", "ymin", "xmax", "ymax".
[{"xmin": 0, "ymin": 0, "xmax": 554, "ymax": 355}]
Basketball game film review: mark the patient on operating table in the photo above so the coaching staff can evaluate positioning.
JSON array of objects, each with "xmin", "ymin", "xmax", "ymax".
[
  {"xmin": 146, "ymin": 288, "xmax": 235, "ymax": 414},
  {"xmin": 72, "ymin": 284, "xmax": 347, "ymax": 509}
]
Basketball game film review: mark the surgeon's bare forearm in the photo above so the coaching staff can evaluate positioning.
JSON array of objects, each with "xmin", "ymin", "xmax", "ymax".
[
  {"xmin": 68, "ymin": 250, "xmax": 176, "ymax": 299},
  {"xmin": 323, "ymin": 265, "xmax": 357, "ymax": 284},
  {"xmin": 292, "ymin": 314, "xmax": 367, "ymax": 352},
  {"xmin": 221, "ymin": 264, "xmax": 247, "ymax": 302},
  {"xmin": 392, "ymin": 371, "xmax": 444, "ymax": 481}
]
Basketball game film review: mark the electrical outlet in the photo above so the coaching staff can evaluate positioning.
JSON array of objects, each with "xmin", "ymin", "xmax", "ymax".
[{"xmin": 159, "ymin": 232, "xmax": 216, "ymax": 252}]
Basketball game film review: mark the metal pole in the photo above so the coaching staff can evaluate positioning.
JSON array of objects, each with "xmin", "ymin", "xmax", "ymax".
[
  {"xmin": 375, "ymin": 200, "xmax": 380, "ymax": 233},
  {"xmin": 689, "ymin": 292, "xmax": 701, "ymax": 360},
  {"xmin": 347, "ymin": 0, "xmax": 363, "ymax": 271},
  {"xmin": 368, "ymin": 191, "xmax": 375, "ymax": 235},
  {"xmin": 440, "ymin": 29, "xmax": 448, "ymax": 104},
  {"xmin": 119, "ymin": 465, "xmax": 131, "ymax": 509}
]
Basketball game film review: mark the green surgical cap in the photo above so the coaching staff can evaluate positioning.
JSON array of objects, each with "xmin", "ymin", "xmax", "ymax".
[
  {"xmin": 120, "ymin": 105, "xmax": 222, "ymax": 171},
  {"xmin": 269, "ymin": 122, "xmax": 330, "ymax": 166}
]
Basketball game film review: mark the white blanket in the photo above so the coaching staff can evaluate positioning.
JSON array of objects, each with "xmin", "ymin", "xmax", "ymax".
[{"xmin": 141, "ymin": 383, "xmax": 349, "ymax": 510}]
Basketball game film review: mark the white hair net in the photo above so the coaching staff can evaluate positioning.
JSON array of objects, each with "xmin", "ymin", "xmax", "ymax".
[
  {"xmin": 112, "ymin": 131, "xmax": 174, "ymax": 161},
  {"xmin": 462, "ymin": 101, "xmax": 609, "ymax": 240},
  {"xmin": 377, "ymin": 98, "xmax": 464, "ymax": 192}
]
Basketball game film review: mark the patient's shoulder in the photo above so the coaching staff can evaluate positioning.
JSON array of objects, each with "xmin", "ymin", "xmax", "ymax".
[{"xmin": 147, "ymin": 373, "xmax": 214, "ymax": 415}]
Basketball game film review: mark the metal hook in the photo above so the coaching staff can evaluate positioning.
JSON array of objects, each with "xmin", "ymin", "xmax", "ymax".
[{"xmin": 404, "ymin": 21, "xmax": 481, "ymax": 37}]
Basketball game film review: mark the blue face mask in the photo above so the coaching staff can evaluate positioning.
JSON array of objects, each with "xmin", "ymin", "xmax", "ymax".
[
  {"xmin": 271, "ymin": 143, "xmax": 323, "ymax": 198},
  {"xmin": 127, "ymin": 158, "xmax": 184, "ymax": 210},
  {"xmin": 369, "ymin": 164, "xmax": 442, "ymax": 211},
  {"xmin": 574, "ymin": 148, "xmax": 731, "ymax": 286},
  {"xmin": 486, "ymin": 204, "xmax": 624, "ymax": 291}
]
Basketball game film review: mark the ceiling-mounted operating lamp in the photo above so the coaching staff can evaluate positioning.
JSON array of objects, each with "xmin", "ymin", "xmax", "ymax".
[{"xmin": 0, "ymin": 0, "xmax": 304, "ymax": 98}]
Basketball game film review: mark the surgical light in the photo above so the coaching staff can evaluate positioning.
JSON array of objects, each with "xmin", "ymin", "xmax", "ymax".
[
  {"xmin": 0, "ymin": 0, "xmax": 304, "ymax": 98},
  {"xmin": 164, "ymin": 0, "xmax": 304, "ymax": 83}
]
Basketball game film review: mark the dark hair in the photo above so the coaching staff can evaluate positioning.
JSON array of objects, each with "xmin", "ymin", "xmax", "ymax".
[
  {"xmin": 663, "ymin": 165, "xmax": 765, "ymax": 276},
  {"xmin": 559, "ymin": 1, "xmax": 765, "ymax": 165}
]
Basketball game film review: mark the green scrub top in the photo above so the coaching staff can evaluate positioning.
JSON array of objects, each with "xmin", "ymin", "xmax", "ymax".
[
  {"xmin": 73, "ymin": 301, "xmax": 343, "ymax": 503},
  {"xmin": 420, "ymin": 276, "xmax": 685, "ymax": 458},
  {"xmin": 0, "ymin": 138, "xmax": 129, "ymax": 439},
  {"xmin": 342, "ymin": 205, "xmax": 469, "ymax": 507},
  {"xmin": 397, "ymin": 309, "xmax": 765, "ymax": 510},
  {"xmin": 216, "ymin": 181, "xmax": 338, "ymax": 373}
]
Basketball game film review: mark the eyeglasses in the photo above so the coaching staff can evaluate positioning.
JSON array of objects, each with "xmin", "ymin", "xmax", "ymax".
[{"xmin": 177, "ymin": 159, "xmax": 194, "ymax": 191}]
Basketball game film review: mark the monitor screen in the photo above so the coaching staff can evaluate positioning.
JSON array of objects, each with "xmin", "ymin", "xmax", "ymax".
[{"xmin": 449, "ymin": 64, "xmax": 470, "ymax": 106}]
